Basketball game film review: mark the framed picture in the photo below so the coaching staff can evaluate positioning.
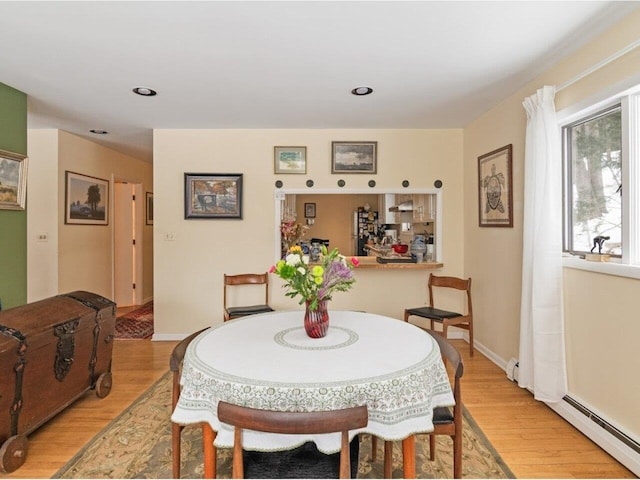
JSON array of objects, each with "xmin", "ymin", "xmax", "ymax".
[
  {"xmin": 145, "ymin": 192, "xmax": 154, "ymax": 225},
  {"xmin": 64, "ymin": 171, "xmax": 109, "ymax": 225},
  {"xmin": 274, "ymin": 146, "xmax": 307, "ymax": 174},
  {"xmin": 331, "ymin": 141, "xmax": 377, "ymax": 174},
  {"xmin": 185, "ymin": 173, "xmax": 243, "ymax": 219},
  {"xmin": 304, "ymin": 202, "xmax": 316, "ymax": 218},
  {"xmin": 478, "ymin": 144, "xmax": 513, "ymax": 227},
  {"xmin": 0, "ymin": 149, "xmax": 28, "ymax": 210}
]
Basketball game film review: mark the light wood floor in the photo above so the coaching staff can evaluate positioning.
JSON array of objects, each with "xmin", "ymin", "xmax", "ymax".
[{"xmin": 1, "ymin": 337, "xmax": 634, "ymax": 479}]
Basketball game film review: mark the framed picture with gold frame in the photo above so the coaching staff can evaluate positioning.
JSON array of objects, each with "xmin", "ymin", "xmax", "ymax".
[
  {"xmin": 274, "ymin": 146, "xmax": 307, "ymax": 174},
  {"xmin": 0, "ymin": 149, "xmax": 28, "ymax": 210}
]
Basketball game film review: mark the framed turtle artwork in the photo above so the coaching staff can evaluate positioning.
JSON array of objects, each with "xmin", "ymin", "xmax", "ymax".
[{"xmin": 478, "ymin": 144, "xmax": 513, "ymax": 227}]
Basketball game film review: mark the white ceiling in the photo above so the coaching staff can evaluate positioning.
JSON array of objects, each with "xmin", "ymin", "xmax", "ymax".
[{"xmin": 0, "ymin": 1, "xmax": 637, "ymax": 163}]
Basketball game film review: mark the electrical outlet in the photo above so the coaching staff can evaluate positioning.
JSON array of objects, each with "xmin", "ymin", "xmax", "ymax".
[
  {"xmin": 164, "ymin": 232, "xmax": 176, "ymax": 241},
  {"xmin": 37, "ymin": 234, "xmax": 48, "ymax": 242}
]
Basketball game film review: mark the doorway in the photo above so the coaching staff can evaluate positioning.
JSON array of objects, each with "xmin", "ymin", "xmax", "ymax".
[{"xmin": 114, "ymin": 182, "xmax": 144, "ymax": 307}]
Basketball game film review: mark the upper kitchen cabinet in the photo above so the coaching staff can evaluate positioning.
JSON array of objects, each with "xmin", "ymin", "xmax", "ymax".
[{"xmin": 412, "ymin": 194, "xmax": 435, "ymax": 223}]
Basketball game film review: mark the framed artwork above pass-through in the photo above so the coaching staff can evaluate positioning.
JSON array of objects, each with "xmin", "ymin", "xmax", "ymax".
[
  {"xmin": 331, "ymin": 141, "xmax": 377, "ymax": 174},
  {"xmin": 478, "ymin": 144, "xmax": 513, "ymax": 227},
  {"xmin": 274, "ymin": 146, "xmax": 307, "ymax": 174}
]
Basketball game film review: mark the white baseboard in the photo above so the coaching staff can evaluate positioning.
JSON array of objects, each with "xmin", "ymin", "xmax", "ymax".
[
  {"xmin": 547, "ymin": 400, "xmax": 640, "ymax": 476},
  {"xmin": 468, "ymin": 337, "xmax": 639, "ymax": 476}
]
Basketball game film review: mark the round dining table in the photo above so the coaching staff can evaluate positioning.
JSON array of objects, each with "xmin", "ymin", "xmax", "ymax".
[{"xmin": 171, "ymin": 310, "xmax": 455, "ymax": 478}]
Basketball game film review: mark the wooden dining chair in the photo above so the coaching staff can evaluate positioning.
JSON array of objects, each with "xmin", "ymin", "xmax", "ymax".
[
  {"xmin": 217, "ymin": 401, "xmax": 368, "ymax": 479},
  {"xmin": 371, "ymin": 330, "xmax": 464, "ymax": 478},
  {"xmin": 170, "ymin": 328, "xmax": 210, "ymax": 479},
  {"xmin": 223, "ymin": 272, "xmax": 274, "ymax": 321},
  {"xmin": 404, "ymin": 273, "xmax": 474, "ymax": 356}
]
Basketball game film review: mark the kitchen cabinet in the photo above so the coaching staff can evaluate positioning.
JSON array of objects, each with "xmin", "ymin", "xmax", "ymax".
[
  {"xmin": 394, "ymin": 193, "xmax": 412, "ymax": 223},
  {"xmin": 377, "ymin": 194, "xmax": 396, "ymax": 224},
  {"xmin": 412, "ymin": 194, "xmax": 435, "ymax": 222}
]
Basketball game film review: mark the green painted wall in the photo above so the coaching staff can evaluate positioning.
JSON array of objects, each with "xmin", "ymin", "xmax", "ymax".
[{"xmin": 0, "ymin": 82, "xmax": 28, "ymax": 309}]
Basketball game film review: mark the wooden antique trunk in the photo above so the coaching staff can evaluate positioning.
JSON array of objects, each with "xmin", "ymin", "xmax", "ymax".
[{"xmin": 0, "ymin": 291, "xmax": 116, "ymax": 473}]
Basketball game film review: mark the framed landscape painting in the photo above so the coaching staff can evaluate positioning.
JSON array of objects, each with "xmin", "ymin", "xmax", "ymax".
[
  {"xmin": 331, "ymin": 141, "xmax": 377, "ymax": 174},
  {"xmin": 274, "ymin": 146, "xmax": 307, "ymax": 174},
  {"xmin": 65, "ymin": 171, "xmax": 109, "ymax": 225},
  {"xmin": 0, "ymin": 149, "xmax": 28, "ymax": 210},
  {"xmin": 478, "ymin": 144, "xmax": 513, "ymax": 227},
  {"xmin": 185, "ymin": 173, "xmax": 243, "ymax": 219}
]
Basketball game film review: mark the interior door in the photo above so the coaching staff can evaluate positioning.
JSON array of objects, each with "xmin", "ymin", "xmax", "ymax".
[{"xmin": 114, "ymin": 182, "xmax": 135, "ymax": 306}]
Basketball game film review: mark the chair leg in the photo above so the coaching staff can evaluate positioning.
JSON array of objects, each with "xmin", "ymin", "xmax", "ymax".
[
  {"xmin": 202, "ymin": 423, "xmax": 217, "ymax": 479},
  {"xmin": 172, "ymin": 423, "xmax": 183, "ymax": 478},
  {"xmin": 372, "ymin": 435, "xmax": 377, "ymax": 461},
  {"xmin": 453, "ymin": 432, "xmax": 462, "ymax": 479},
  {"xmin": 403, "ymin": 309, "xmax": 410, "ymax": 322},
  {"xmin": 469, "ymin": 323, "xmax": 474, "ymax": 357},
  {"xmin": 429, "ymin": 434, "xmax": 436, "ymax": 461},
  {"xmin": 383, "ymin": 441, "xmax": 393, "ymax": 478}
]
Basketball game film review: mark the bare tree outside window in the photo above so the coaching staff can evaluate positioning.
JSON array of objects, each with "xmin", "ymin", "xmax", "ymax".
[{"xmin": 565, "ymin": 106, "xmax": 622, "ymax": 255}]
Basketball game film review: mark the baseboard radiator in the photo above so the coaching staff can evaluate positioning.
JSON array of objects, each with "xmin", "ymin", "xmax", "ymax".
[{"xmin": 562, "ymin": 396, "xmax": 640, "ymax": 454}]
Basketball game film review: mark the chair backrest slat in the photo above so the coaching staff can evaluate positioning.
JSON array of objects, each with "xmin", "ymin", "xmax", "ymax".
[{"xmin": 218, "ymin": 402, "xmax": 368, "ymax": 479}]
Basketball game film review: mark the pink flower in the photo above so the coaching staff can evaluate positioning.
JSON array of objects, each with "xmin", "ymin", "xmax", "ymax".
[
  {"xmin": 351, "ymin": 257, "xmax": 360, "ymax": 267},
  {"xmin": 269, "ymin": 265, "xmax": 276, "ymax": 273}
]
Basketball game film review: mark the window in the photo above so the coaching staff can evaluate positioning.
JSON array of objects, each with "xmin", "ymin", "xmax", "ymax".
[
  {"xmin": 563, "ymin": 105, "xmax": 622, "ymax": 255},
  {"xmin": 562, "ymin": 90, "xmax": 640, "ymax": 266}
]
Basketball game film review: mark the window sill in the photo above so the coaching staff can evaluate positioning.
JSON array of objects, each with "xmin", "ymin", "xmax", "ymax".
[{"xmin": 563, "ymin": 256, "xmax": 640, "ymax": 280}]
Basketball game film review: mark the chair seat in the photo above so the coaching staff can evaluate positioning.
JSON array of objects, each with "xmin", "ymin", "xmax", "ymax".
[
  {"xmin": 226, "ymin": 305, "xmax": 274, "ymax": 318},
  {"xmin": 243, "ymin": 438, "xmax": 360, "ymax": 479},
  {"xmin": 406, "ymin": 306, "xmax": 462, "ymax": 321},
  {"xmin": 432, "ymin": 406, "xmax": 454, "ymax": 425}
]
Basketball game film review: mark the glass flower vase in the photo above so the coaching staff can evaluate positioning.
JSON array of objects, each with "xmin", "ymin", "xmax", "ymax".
[{"xmin": 304, "ymin": 299, "xmax": 329, "ymax": 338}]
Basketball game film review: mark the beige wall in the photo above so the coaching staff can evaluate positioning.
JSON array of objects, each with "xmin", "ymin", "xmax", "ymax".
[
  {"xmin": 27, "ymin": 130, "xmax": 153, "ymax": 302},
  {"xmin": 463, "ymin": 10, "xmax": 640, "ymax": 443},
  {"xmin": 27, "ymin": 130, "xmax": 60, "ymax": 301},
  {"xmin": 153, "ymin": 129, "xmax": 463, "ymax": 336}
]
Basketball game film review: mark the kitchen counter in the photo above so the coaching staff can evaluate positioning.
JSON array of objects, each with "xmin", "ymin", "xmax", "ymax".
[
  {"xmin": 354, "ymin": 256, "xmax": 443, "ymax": 269},
  {"xmin": 355, "ymin": 247, "xmax": 443, "ymax": 269}
]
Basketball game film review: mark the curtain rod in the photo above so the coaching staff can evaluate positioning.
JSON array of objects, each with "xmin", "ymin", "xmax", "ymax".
[{"xmin": 556, "ymin": 38, "xmax": 640, "ymax": 93}]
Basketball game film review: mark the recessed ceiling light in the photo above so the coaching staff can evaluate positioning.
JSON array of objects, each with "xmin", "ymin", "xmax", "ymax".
[
  {"xmin": 90, "ymin": 129, "xmax": 108, "ymax": 134},
  {"xmin": 351, "ymin": 86, "xmax": 373, "ymax": 96},
  {"xmin": 133, "ymin": 86, "xmax": 157, "ymax": 97}
]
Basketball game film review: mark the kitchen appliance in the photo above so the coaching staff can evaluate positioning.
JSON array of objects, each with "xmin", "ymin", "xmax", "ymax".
[
  {"xmin": 388, "ymin": 200, "xmax": 414, "ymax": 212},
  {"xmin": 383, "ymin": 229, "xmax": 397, "ymax": 244},
  {"xmin": 353, "ymin": 208, "xmax": 378, "ymax": 256}
]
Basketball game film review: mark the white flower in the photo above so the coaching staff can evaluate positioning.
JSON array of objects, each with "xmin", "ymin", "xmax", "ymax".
[
  {"xmin": 285, "ymin": 253, "xmax": 302, "ymax": 266},
  {"xmin": 297, "ymin": 266, "xmax": 306, "ymax": 275}
]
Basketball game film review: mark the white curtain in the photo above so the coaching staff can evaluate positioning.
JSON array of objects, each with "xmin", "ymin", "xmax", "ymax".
[{"xmin": 518, "ymin": 85, "xmax": 567, "ymax": 402}]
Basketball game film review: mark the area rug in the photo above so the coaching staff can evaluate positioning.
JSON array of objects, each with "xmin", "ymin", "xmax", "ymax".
[
  {"xmin": 54, "ymin": 372, "xmax": 515, "ymax": 479},
  {"xmin": 114, "ymin": 301, "xmax": 154, "ymax": 339}
]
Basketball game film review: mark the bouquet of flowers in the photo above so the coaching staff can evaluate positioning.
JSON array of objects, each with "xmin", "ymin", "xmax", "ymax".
[
  {"xmin": 270, "ymin": 245, "xmax": 359, "ymax": 310},
  {"xmin": 280, "ymin": 220, "xmax": 309, "ymax": 251}
]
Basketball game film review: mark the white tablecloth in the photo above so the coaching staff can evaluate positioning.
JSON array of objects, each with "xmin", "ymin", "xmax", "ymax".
[{"xmin": 171, "ymin": 310, "xmax": 454, "ymax": 454}]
